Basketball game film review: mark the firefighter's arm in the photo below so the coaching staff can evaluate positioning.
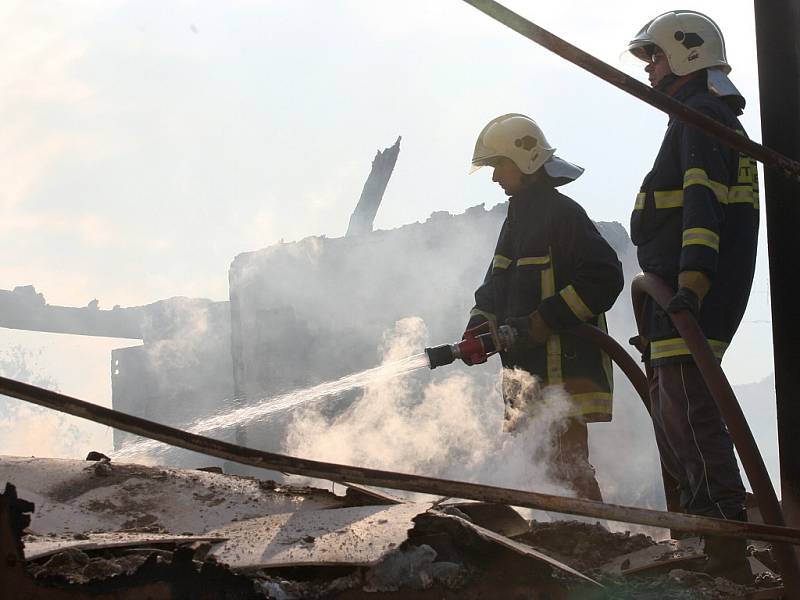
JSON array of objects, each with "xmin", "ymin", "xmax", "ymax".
[
  {"xmin": 671, "ymin": 107, "xmax": 727, "ymax": 315},
  {"xmin": 536, "ymin": 209, "xmax": 624, "ymax": 332},
  {"xmin": 465, "ymin": 260, "xmax": 497, "ymax": 333}
]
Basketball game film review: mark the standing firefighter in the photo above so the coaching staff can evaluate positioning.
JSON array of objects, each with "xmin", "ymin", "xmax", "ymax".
[
  {"xmin": 626, "ymin": 11, "xmax": 759, "ymax": 582},
  {"xmin": 466, "ymin": 114, "xmax": 623, "ymax": 502}
]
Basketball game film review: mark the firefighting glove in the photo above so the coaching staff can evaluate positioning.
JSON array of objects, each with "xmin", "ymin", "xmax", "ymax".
[
  {"xmin": 666, "ymin": 288, "xmax": 701, "ymax": 317},
  {"xmin": 505, "ymin": 311, "xmax": 551, "ymax": 348},
  {"xmin": 667, "ymin": 271, "xmax": 711, "ymax": 317},
  {"xmin": 463, "ymin": 315, "xmax": 488, "ymax": 338}
]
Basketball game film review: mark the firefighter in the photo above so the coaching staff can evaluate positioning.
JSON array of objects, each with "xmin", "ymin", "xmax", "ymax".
[
  {"xmin": 626, "ymin": 11, "xmax": 759, "ymax": 581},
  {"xmin": 466, "ymin": 113, "xmax": 623, "ymax": 502}
]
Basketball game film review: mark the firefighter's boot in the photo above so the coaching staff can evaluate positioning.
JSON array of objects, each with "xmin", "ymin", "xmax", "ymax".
[{"xmin": 702, "ymin": 533, "xmax": 753, "ymax": 585}]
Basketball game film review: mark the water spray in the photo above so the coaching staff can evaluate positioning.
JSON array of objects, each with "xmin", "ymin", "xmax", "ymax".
[{"xmin": 425, "ymin": 322, "xmax": 516, "ymax": 369}]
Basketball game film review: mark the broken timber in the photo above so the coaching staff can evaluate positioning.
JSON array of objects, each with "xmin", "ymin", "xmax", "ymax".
[
  {"xmin": 346, "ymin": 136, "xmax": 401, "ymax": 236},
  {"xmin": 5, "ymin": 375, "xmax": 800, "ymax": 548}
]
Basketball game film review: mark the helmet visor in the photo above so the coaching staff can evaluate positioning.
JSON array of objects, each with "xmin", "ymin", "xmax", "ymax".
[{"xmin": 469, "ymin": 155, "xmax": 501, "ymax": 174}]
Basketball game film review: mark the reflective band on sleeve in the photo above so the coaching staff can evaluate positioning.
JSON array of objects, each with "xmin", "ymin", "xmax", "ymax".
[
  {"xmin": 727, "ymin": 185, "xmax": 760, "ymax": 209},
  {"xmin": 470, "ymin": 308, "xmax": 496, "ymax": 321},
  {"xmin": 493, "ymin": 254, "xmax": 512, "ymax": 270},
  {"xmin": 566, "ymin": 392, "xmax": 613, "ymax": 419},
  {"xmin": 634, "ymin": 193, "xmax": 645, "ymax": 210},
  {"xmin": 737, "ymin": 153, "xmax": 757, "ymax": 185},
  {"xmin": 517, "ymin": 256, "xmax": 550, "ymax": 267},
  {"xmin": 540, "ymin": 248, "xmax": 563, "ymax": 385},
  {"xmin": 651, "ymin": 337, "xmax": 729, "ymax": 361},
  {"xmin": 683, "ymin": 168, "xmax": 729, "ymax": 204},
  {"xmin": 682, "ymin": 227, "xmax": 720, "ymax": 251},
  {"xmin": 654, "ymin": 190, "xmax": 684, "ymax": 209},
  {"xmin": 559, "ymin": 284, "xmax": 594, "ymax": 321}
]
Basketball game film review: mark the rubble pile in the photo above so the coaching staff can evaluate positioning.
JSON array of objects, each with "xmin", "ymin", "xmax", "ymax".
[{"xmin": 0, "ymin": 456, "xmax": 785, "ymax": 599}]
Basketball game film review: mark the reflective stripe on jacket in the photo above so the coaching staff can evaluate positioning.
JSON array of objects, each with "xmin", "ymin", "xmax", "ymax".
[
  {"xmin": 470, "ymin": 181, "xmax": 623, "ymax": 422},
  {"xmin": 630, "ymin": 75, "xmax": 759, "ymax": 366}
]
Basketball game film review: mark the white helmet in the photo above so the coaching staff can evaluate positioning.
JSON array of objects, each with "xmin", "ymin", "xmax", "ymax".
[
  {"xmin": 470, "ymin": 113, "xmax": 555, "ymax": 175},
  {"xmin": 627, "ymin": 11, "xmax": 730, "ymax": 76}
]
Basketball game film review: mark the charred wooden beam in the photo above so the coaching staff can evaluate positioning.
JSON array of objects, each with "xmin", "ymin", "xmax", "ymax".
[{"xmin": 346, "ymin": 137, "xmax": 401, "ymax": 236}]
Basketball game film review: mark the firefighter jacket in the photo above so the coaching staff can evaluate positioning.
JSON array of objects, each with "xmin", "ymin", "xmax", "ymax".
[
  {"xmin": 469, "ymin": 180, "xmax": 624, "ymax": 423},
  {"xmin": 630, "ymin": 74, "xmax": 759, "ymax": 366}
]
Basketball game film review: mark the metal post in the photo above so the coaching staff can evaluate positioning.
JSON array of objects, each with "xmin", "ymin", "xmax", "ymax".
[{"xmin": 754, "ymin": 0, "xmax": 800, "ymax": 539}]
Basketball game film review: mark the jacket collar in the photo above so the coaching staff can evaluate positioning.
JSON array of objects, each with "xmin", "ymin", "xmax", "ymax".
[
  {"xmin": 508, "ymin": 180, "xmax": 556, "ymax": 208},
  {"xmin": 661, "ymin": 71, "xmax": 706, "ymax": 102}
]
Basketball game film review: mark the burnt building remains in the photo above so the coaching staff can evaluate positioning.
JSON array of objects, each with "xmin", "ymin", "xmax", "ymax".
[{"xmin": 0, "ymin": 201, "xmax": 641, "ymax": 464}]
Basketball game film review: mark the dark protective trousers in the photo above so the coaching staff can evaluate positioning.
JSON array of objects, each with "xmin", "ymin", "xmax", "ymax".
[
  {"xmin": 548, "ymin": 419, "xmax": 604, "ymax": 503},
  {"xmin": 649, "ymin": 362, "xmax": 746, "ymax": 518}
]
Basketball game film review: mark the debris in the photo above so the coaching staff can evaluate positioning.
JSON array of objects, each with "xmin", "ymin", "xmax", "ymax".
[
  {"xmin": 518, "ymin": 519, "xmax": 655, "ymax": 571},
  {"xmin": 0, "ymin": 456, "xmax": 345, "ymax": 535},
  {"xmin": 207, "ymin": 502, "xmax": 432, "ymax": 569},
  {"xmin": 599, "ymin": 536, "xmax": 705, "ymax": 576},
  {"xmin": 363, "ymin": 544, "xmax": 464, "ymax": 592},
  {"xmin": 438, "ymin": 501, "xmax": 530, "ymax": 537},
  {"xmin": 341, "ymin": 482, "xmax": 405, "ymax": 506},
  {"xmin": 411, "ymin": 510, "xmax": 603, "ymax": 588},
  {"xmin": 93, "ymin": 461, "xmax": 113, "ymax": 477},
  {"xmin": 24, "ymin": 532, "xmax": 227, "ymax": 561},
  {"xmin": 196, "ymin": 466, "xmax": 223, "ymax": 474},
  {"xmin": 85, "ymin": 452, "xmax": 110, "ymax": 462},
  {"xmin": 3, "ymin": 459, "xmax": 785, "ymax": 598}
]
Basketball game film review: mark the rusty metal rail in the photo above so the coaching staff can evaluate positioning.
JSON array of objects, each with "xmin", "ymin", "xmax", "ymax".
[
  {"xmin": 460, "ymin": 0, "xmax": 800, "ymax": 181},
  {"xmin": 4, "ymin": 374, "xmax": 800, "ymax": 547},
  {"xmin": 631, "ymin": 272, "xmax": 800, "ymax": 592}
]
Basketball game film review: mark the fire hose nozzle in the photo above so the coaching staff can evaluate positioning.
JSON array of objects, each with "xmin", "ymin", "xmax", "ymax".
[
  {"xmin": 424, "ymin": 344, "xmax": 459, "ymax": 370},
  {"xmin": 424, "ymin": 325, "xmax": 516, "ymax": 370}
]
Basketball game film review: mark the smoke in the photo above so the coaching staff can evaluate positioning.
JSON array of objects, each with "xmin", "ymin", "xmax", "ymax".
[
  {"xmin": 284, "ymin": 317, "xmax": 575, "ymax": 499},
  {"xmin": 0, "ymin": 345, "xmax": 108, "ymax": 459}
]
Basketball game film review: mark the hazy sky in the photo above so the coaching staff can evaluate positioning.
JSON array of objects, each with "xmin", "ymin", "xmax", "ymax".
[{"xmin": 0, "ymin": 0, "xmax": 775, "ymax": 388}]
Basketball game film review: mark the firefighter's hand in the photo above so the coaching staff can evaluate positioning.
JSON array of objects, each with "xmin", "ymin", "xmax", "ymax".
[
  {"xmin": 504, "ymin": 315, "xmax": 531, "ymax": 341},
  {"xmin": 666, "ymin": 287, "xmax": 700, "ymax": 317},
  {"xmin": 463, "ymin": 315, "xmax": 491, "ymax": 339},
  {"xmin": 678, "ymin": 270, "xmax": 711, "ymax": 303},
  {"xmin": 505, "ymin": 312, "xmax": 550, "ymax": 347}
]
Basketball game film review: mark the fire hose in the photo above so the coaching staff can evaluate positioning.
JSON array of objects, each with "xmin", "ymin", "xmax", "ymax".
[
  {"xmin": 632, "ymin": 272, "xmax": 800, "ymax": 593},
  {"xmin": 423, "ymin": 277, "xmax": 798, "ymax": 587}
]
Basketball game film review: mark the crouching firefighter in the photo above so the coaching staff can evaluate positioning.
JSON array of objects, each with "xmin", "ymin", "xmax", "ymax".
[
  {"xmin": 626, "ymin": 11, "xmax": 759, "ymax": 583},
  {"xmin": 465, "ymin": 114, "xmax": 624, "ymax": 502}
]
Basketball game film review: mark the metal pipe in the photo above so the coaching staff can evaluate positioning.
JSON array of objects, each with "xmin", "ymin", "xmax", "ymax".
[
  {"xmin": 3, "ymin": 375, "xmax": 800, "ymax": 547},
  {"xmin": 459, "ymin": 0, "xmax": 800, "ymax": 181},
  {"xmin": 753, "ymin": 0, "xmax": 800, "ymax": 558},
  {"xmin": 631, "ymin": 273, "xmax": 800, "ymax": 588}
]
